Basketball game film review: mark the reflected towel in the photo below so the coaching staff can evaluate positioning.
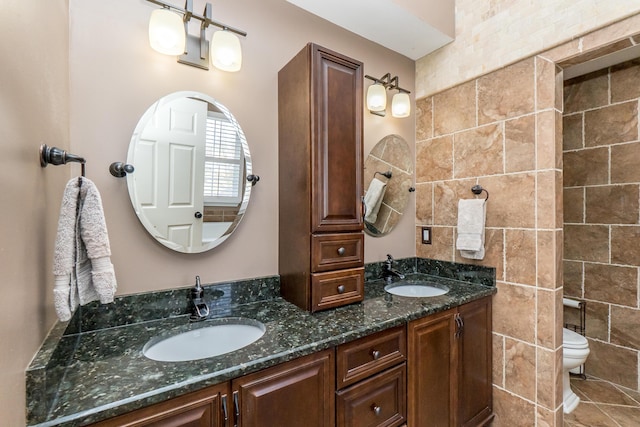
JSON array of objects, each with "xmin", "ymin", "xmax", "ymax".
[
  {"xmin": 456, "ymin": 198, "xmax": 486, "ymax": 260},
  {"xmin": 364, "ymin": 177, "xmax": 387, "ymax": 223},
  {"xmin": 53, "ymin": 177, "xmax": 117, "ymax": 321}
]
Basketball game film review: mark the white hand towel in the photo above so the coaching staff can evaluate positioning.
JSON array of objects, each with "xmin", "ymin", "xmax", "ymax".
[
  {"xmin": 363, "ymin": 177, "xmax": 387, "ymax": 223},
  {"xmin": 53, "ymin": 177, "xmax": 117, "ymax": 321},
  {"xmin": 456, "ymin": 198, "xmax": 486, "ymax": 260}
]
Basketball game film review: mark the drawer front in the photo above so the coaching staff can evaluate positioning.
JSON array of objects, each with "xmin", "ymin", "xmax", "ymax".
[
  {"xmin": 311, "ymin": 233, "xmax": 364, "ymax": 273},
  {"xmin": 337, "ymin": 325, "xmax": 406, "ymax": 389},
  {"xmin": 311, "ymin": 268, "xmax": 364, "ymax": 312},
  {"xmin": 336, "ymin": 363, "xmax": 407, "ymax": 427}
]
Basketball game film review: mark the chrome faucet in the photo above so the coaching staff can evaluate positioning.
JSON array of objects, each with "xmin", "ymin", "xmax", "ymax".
[
  {"xmin": 189, "ymin": 275, "xmax": 210, "ymax": 322},
  {"xmin": 383, "ymin": 254, "xmax": 405, "ymax": 283}
]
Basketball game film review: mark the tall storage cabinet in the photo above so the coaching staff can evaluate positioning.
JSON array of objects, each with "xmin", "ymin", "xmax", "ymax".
[{"xmin": 278, "ymin": 43, "xmax": 364, "ymax": 312}]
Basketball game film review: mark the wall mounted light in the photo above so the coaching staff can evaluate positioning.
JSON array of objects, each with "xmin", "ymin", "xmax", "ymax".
[
  {"xmin": 364, "ymin": 73, "xmax": 411, "ymax": 118},
  {"xmin": 146, "ymin": 0, "xmax": 247, "ymax": 72}
]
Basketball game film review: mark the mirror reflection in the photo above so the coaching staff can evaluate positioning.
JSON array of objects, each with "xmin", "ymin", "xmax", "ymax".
[
  {"xmin": 126, "ymin": 91, "xmax": 252, "ymax": 253},
  {"xmin": 363, "ymin": 134, "xmax": 413, "ymax": 237}
]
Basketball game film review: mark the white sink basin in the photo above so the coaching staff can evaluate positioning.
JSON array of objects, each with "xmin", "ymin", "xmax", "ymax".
[
  {"xmin": 384, "ymin": 281, "xmax": 449, "ymax": 297},
  {"xmin": 143, "ymin": 318, "xmax": 266, "ymax": 362}
]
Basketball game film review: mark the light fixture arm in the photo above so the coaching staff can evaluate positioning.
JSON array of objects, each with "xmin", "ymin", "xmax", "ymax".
[
  {"xmin": 145, "ymin": 0, "xmax": 247, "ymax": 37},
  {"xmin": 365, "ymin": 73, "xmax": 411, "ymax": 94}
]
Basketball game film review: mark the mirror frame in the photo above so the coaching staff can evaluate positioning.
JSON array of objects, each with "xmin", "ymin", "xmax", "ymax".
[{"xmin": 126, "ymin": 91, "xmax": 252, "ymax": 253}]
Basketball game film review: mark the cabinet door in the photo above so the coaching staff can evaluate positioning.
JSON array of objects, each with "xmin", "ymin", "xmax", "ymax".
[
  {"xmin": 232, "ymin": 349, "xmax": 335, "ymax": 427},
  {"xmin": 407, "ymin": 309, "xmax": 457, "ymax": 427},
  {"xmin": 457, "ymin": 297, "xmax": 493, "ymax": 427},
  {"xmin": 310, "ymin": 44, "xmax": 363, "ymax": 233},
  {"xmin": 88, "ymin": 382, "xmax": 229, "ymax": 427}
]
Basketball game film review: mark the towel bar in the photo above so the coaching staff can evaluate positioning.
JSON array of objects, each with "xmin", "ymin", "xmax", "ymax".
[{"xmin": 40, "ymin": 144, "xmax": 86, "ymax": 176}]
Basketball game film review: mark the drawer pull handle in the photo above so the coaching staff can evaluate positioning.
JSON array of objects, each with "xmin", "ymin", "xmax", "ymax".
[
  {"xmin": 372, "ymin": 404, "xmax": 382, "ymax": 416},
  {"xmin": 371, "ymin": 350, "xmax": 381, "ymax": 360},
  {"xmin": 337, "ymin": 285, "xmax": 346, "ymax": 294},
  {"xmin": 337, "ymin": 247, "xmax": 346, "ymax": 256}
]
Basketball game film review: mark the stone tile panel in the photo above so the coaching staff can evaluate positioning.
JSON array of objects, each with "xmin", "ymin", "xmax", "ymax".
[
  {"xmin": 585, "ymin": 184, "xmax": 639, "ymax": 225},
  {"xmin": 611, "ymin": 306, "xmax": 640, "ymax": 349},
  {"xmin": 433, "ymin": 80, "xmax": 476, "ymax": 136},
  {"xmin": 562, "ymin": 260, "xmax": 583, "ymax": 298},
  {"xmin": 563, "ymin": 187, "xmax": 584, "ymax": 224},
  {"xmin": 611, "ymin": 58, "xmax": 640, "ymax": 102},
  {"xmin": 453, "ymin": 123, "xmax": 504, "ymax": 178},
  {"xmin": 586, "ymin": 338, "xmax": 638, "ymax": 390},
  {"xmin": 482, "ymin": 173, "xmax": 536, "ymax": 228},
  {"xmin": 415, "ymin": 96, "xmax": 433, "ymax": 142},
  {"xmin": 584, "ymin": 263, "xmax": 638, "ymax": 307},
  {"xmin": 564, "ymin": 224, "xmax": 609, "ymax": 263},
  {"xmin": 478, "ymin": 59, "xmax": 535, "ymax": 125},
  {"xmin": 563, "ymin": 113, "xmax": 583, "ymax": 151},
  {"xmin": 493, "ymin": 282, "xmax": 536, "ymax": 343},
  {"xmin": 584, "ymin": 101, "xmax": 638, "ymax": 147},
  {"xmin": 415, "ymin": 136, "xmax": 453, "ymax": 182},
  {"xmin": 414, "ymin": 183, "xmax": 433, "ymax": 224},
  {"xmin": 563, "ymin": 147, "xmax": 609, "ymax": 187},
  {"xmin": 505, "ymin": 229, "xmax": 536, "ymax": 286},
  {"xmin": 564, "ymin": 69, "xmax": 609, "ymax": 114},
  {"xmin": 611, "ymin": 142, "xmax": 640, "ymax": 184},
  {"xmin": 504, "ymin": 338, "xmax": 536, "ymax": 401},
  {"xmin": 505, "ymin": 115, "xmax": 535, "ymax": 173},
  {"xmin": 611, "ymin": 225, "xmax": 640, "ymax": 266},
  {"xmin": 492, "ymin": 386, "xmax": 536, "ymax": 427}
]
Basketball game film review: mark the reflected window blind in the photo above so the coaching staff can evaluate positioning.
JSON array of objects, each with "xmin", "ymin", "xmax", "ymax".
[{"xmin": 204, "ymin": 115, "xmax": 242, "ymax": 204}]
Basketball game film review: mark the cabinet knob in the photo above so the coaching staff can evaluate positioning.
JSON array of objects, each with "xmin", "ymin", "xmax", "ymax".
[
  {"xmin": 371, "ymin": 350, "xmax": 381, "ymax": 360},
  {"xmin": 337, "ymin": 285, "xmax": 345, "ymax": 294},
  {"xmin": 337, "ymin": 247, "xmax": 346, "ymax": 256},
  {"xmin": 372, "ymin": 405, "xmax": 382, "ymax": 416}
]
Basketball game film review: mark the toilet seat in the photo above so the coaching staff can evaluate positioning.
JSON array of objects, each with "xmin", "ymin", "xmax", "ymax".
[{"xmin": 563, "ymin": 328, "xmax": 588, "ymax": 350}]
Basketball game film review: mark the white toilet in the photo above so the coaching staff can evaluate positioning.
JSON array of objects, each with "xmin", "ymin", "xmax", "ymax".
[{"xmin": 562, "ymin": 327, "xmax": 590, "ymax": 414}]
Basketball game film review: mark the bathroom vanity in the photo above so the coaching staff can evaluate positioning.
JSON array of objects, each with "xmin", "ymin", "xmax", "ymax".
[{"xmin": 26, "ymin": 259, "xmax": 496, "ymax": 427}]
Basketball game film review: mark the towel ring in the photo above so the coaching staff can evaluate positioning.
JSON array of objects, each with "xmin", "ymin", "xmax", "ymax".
[
  {"xmin": 471, "ymin": 184, "xmax": 489, "ymax": 201},
  {"xmin": 374, "ymin": 171, "xmax": 392, "ymax": 179}
]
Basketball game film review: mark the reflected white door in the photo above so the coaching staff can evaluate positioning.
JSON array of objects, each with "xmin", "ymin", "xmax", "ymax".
[{"xmin": 133, "ymin": 97, "xmax": 206, "ymax": 250}]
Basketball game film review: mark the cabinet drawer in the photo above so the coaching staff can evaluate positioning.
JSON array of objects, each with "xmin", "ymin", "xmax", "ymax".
[
  {"xmin": 336, "ymin": 363, "xmax": 406, "ymax": 427},
  {"xmin": 337, "ymin": 325, "xmax": 406, "ymax": 389},
  {"xmin": 311, "ymin": 268, "xmax": 364, "ymax": 312},
  {"xmin": 311, "ymin": 233, "xmax": 364, "ymax": 272}
]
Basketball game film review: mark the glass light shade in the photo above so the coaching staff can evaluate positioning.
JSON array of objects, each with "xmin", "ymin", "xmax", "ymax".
[
  {"xmin": 367, "ymin": 83, "xmax": 387, "ymax": 112},
  {"xmin": 391, "ymin": 92, "xmax": 411, "ymax": 118},
  {"xmin": 148, "ymin": 9, "xmax": 185, "ymax": 55},
  {"xmin": 210, "ymin": 30, "xmax": 242, "ymax": 72}
]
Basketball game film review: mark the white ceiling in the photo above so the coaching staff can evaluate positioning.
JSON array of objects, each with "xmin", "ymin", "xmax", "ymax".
[{"xmin": 286, "ymin": 0, "xmax": 455, "ymax": 60}]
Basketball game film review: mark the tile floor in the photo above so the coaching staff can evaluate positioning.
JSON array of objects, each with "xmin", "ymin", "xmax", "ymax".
[{"xmin": 564, "ymin": 376, "xmax": 640, "ymax": 426}]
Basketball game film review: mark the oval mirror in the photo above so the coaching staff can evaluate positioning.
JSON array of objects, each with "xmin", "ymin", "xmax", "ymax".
[
  {"xmin": 363, "ymin": 134, "xmax": 413, "ymax": 237},
  {"xmin": 126, "ymin": 91, "xmax": 252, "ymax": 253}
]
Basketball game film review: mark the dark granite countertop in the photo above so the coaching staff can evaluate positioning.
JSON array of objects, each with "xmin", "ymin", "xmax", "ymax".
[{"xmin": 26, "ymin": 258, "xmax": 495, "ymax": 426}]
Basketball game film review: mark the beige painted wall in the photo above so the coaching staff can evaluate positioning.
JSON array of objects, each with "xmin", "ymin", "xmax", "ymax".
[
  {"xmin": 69, "ymin": 0, "xmax": 415, "ymax": 296},
  {"xmin": 0, "ymin": 0, "xmax": 69, "ymax": 425},
  {"xmin": 416, "ymin": 0, "xmax": 640, "ymax": 98},
  {"xmin": 1, "ymin": 1, "xmax": 413, "ymax": 424}
]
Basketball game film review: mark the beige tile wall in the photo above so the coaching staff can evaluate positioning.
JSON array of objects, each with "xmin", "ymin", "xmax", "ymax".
[
  {"xmin": 415, "ymin": 55, "xmax": 564, "ymax": 425},
  {"xmin": 415, "ymin": 17, "xmax": 640, "ymax": 426},
  {"xmin": 563, "ymin": 59, "xmax": 640, "ymax": 391}
]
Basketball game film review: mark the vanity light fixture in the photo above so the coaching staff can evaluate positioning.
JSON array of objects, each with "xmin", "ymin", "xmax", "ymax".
[
  {"xmin": 364, "ymin": 73, "xmax": 411, "ymax": 118},
  {"xmin": 146, "ymin": 0, "xmax": 246, "ymax": 72}
]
